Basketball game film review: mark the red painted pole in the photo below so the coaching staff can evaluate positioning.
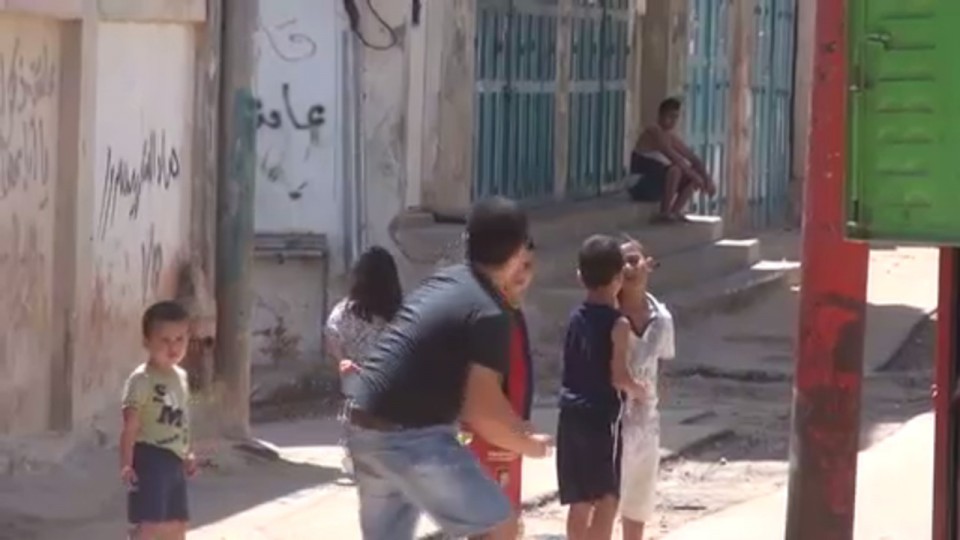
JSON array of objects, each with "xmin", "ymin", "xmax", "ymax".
[
  {"xmin": 783, "ymin": 0, "xmax": 870, "ymax": 537},
  {"xmin": 934, "ymin": 249, "xmax": 958, "ymax": 540}
]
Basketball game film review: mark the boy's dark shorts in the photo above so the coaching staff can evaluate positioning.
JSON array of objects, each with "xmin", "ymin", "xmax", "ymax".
[
  {"xmin": 556, "ymin": 406, "xmax": 621, "ymax": 504},
  {"xmin": 628, "ymin": 152, "xmax": 694, "ymax": 202},
  {"xmin": 128, "ymin": 443, "xmax": 189, "ymax": 524}
]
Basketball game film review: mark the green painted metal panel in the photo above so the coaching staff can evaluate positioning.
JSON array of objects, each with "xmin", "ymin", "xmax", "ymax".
[
  {"xmin": 566, "ymin": 0, "xmax": 630, "ymax": 198},
  {"xmin": 473, "ymin": 0, "xmax": 557, "ymax": 202},
  {"xmin": 847, "ymin": 0, "xmax": 959, "ymax": 244}
]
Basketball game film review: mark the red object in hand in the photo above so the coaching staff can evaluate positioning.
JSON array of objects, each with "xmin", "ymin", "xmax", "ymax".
[
  {"xmin": 468, "ymin": 319, "xmax": 528, "ymax": 508},
  {"xmin": 470, "ymin": 437, "xmax": 523, "ymax": 507}
]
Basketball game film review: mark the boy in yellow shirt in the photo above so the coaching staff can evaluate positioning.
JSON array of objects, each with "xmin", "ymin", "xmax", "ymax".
[{"xmin": 120, "ymin": 301, "xmax": 196, "ymax": 540}]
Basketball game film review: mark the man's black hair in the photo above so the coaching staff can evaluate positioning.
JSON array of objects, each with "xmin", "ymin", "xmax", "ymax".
[
  {"xmin": 659, "ymin": 97, "xmax": 682, "ymax": 115},
  {"xmin": 142, "ymin": 300, "xmax": 190, "ymax": 337},
  {"xmin": 578, "ymin": 234, "xmax": 625, "ymax": 290},
  {"xmin": 466, "ymin": 196, "xmax": 530, "ymax": 266}
]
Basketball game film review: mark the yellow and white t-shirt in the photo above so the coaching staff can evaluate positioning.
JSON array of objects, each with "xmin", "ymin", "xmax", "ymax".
[{"xmin": 122, "ymin": 363, "xmax": 190, "ymax": 459}]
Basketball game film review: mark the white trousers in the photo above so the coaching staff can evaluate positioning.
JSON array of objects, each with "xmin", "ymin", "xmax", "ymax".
[{"xmin": 619, "ymin": 412, "xmax": 660, "ymax": 522}]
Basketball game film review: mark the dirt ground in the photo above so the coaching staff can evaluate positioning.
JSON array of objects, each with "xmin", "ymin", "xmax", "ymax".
[{"xmin": 524, "ymin": 316, "xmax": 934, "ymax": 539}]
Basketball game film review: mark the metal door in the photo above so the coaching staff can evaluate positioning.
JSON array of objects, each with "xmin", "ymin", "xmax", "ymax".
[
  {"xmin": 684, "ymin": 0, "xmax": 731, "ymax": 216},
  {"xmin": 565, "ymin": 0, "xmax": 631, "ymax": 198},
  {"xmin": 749, "ymin": 0, "xmax": 796, "ymax": 227},
  {"xmin": 474, "ymin": 0, "xmax": 558, "ymax": 201},
  {"xmin": 847, "ymin": 0, "xmax": 960, "ymax": 244}
]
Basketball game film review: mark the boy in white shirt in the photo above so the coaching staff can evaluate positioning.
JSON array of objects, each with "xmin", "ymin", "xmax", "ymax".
[{"xmin": 612, "ymin": 240, "xmax": 676, "ymax": 540}]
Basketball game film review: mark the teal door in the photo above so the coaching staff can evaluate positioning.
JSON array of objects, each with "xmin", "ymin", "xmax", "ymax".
[
  {"xmin": 565, "ymin": 0, "xmax": 631, "ymax": 198},
  {"xmin": 847, "ymin": 0, "xmax": 960, "ymax": 244},
  {"xmin": 684, "ymin": 0, "xmax": 731, "ymax": 216},
  {"xmin": 749, "ymin": 0, "xmax": 796, "ymax": 227},
  {"xmin": 473, "ymin": 0, "xmax": 558, "ymax": 201}
]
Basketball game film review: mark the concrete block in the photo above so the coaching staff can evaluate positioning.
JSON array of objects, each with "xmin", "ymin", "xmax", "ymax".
[
  {"xmin": 650, "ymin": 238, "xmax": 761, "ymax": 291},
  {"xmin": 667, "ymin": 260, "xmax": 802, "ymax": 327},
  {"xmin": 533, "ymin": 216, "xmax": 725, "ymax": 288}
]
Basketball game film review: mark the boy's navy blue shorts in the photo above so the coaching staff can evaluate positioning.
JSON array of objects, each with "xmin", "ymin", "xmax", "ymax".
[
  {"xmin": 128, "ymin": 443, "xmax": 189, "ymax": 524},
  {"xmin": 556, "ymin": 406, "xmax": 621, "ymax": 504},
  {"xmin": 628, "ymin": 152, "xmax": 695, "ymax": 202}
]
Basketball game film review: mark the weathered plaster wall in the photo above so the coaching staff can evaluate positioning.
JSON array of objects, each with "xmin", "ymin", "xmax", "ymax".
[
  {"xmin": 417, "ymin": 0, "xmax": 473, "ymax": 217},
  {"xmin": 639, "ymin": 0, "xmax": 688, "ymax": 127},
  {"xmin": 250, "ymin": 257, "xmax": 328, "ymax": 368},
  {"xmin": 77, "ymin": 22, "xmax": 195, "ymax": 422},
  {"xmin": 249, "ymin": 0, "xmax": 414, "ymax": 371},
  {"xmin": 253, "ymin": 0, "xmax": 343, "ymax": 240},
  {"xmin": 355, "ymin": 0, "xmax": 409, "ymax": 250},
  {"xmin": 250, "ymin": 0, "xmax": 347, "ymax": 368},
  {"xmin": 0, "ymin": 15, "xmax": 61, "ymax": 435}
]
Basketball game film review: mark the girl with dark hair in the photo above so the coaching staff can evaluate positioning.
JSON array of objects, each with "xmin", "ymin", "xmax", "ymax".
[
  {"xmin": 325, "ymin": 245, "xmax": 402, "ymax": 372},
  {"xmin": 325, "ymin": 246, "xmax": 403, "ymax": 474}
]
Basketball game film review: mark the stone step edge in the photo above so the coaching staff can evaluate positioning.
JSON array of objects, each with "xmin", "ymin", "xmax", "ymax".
[{"xmin": 665, "ymin": 260, "xmax": 802, "ymax": 328}]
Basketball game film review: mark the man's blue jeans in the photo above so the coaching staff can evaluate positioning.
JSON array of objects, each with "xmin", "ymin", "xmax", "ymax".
[{"xmin": 346, "ymin": 423, "xmax": 512, "ymax": 539}]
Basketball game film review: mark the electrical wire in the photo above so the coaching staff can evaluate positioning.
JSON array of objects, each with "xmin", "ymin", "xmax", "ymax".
[{"xmin": 343, "ymin": 0, "xmax": 400, "ymax": 51}]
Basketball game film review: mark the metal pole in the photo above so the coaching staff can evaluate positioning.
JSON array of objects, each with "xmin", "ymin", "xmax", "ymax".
[
  {"xmin": 934, "ymin": 248, "xmax": 959, "ymax": 540},
  {"xmin": 783, "ymin": 0, "xmax": 869, "ymax": 536},
  {"xmin": 216, "ymin": 0, "xmax": 257, "ymax": 439}
]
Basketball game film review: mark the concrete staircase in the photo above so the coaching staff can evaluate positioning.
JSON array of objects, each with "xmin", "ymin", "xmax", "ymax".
[{"xmin": 391, "ymin": 195, "xmax": 800, "ymax": 392}]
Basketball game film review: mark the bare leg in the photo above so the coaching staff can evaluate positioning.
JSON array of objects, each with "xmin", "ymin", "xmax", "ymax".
[
  {"xmin": 130, "ymin": 523, "xmax": 164, "ymax": 540},
  {"xmin": 587, "ymin": 495, "xmax": 618, "ymax": 540},
  {"xmin": 471, "ymin": 512, "xmax": 520, "ymax": 540},
  {"xmin": 669, "ymin": 177, "xmax": 698, "ymax": 218},
  {"xmin": 567, "ymin": 502, "xmax": 594, "ymax": 540},
  {"xmin": 623, "ymin": 518, "xmax": 646, "ymax": 540},
  {"xmin": 658, "ymin": 166, "xmax": 682, "ymax": 217},
  {"xmin": 169, "ymin": 521, "xmax": 188, "ymax": 540}
]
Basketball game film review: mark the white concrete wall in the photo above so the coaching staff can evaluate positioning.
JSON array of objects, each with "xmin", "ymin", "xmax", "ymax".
[
  {"xmin": 355, "ymin": 0, "xmax": 409, "ymax": 251},
  {"xmin": 250, "ymin": 0, "xmax": 348, "ymax": 368},
  {"xmin": 0, "ymin": 15, "xmax": 61, "ymax": 435},
  {"xmin": 79, "ymin": 22, "xmax": 195, "ymax": 420},
  {"xmin": 253, "ymin": 0, "xmax": 344, "ymax": 241}
]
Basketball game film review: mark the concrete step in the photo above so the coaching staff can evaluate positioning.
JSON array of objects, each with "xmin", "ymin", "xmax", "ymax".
[
  {"xmin": 524, "ymin": 258, "xmax": 800, "ymax": 348},
  {"xmin": 652, "ymin": 237, "xmax": 761, "ymax": 290},
  {"xmin": 525, "ymin": 197, "xmax": 661, "ymax": 249},
  {"xmin": 532, "ymin": 228, "xmax": 754, "ymax": 293},
  {"xmin": 667, "ymin": 259, "xmax": 801, "ymax": 327},
  {"xmin": 391, "ymin": 198, "xmax": 718, "ymax": 272}
]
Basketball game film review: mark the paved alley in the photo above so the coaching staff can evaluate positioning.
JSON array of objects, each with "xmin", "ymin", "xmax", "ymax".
[{"xmin": 0, "ymin": 238, "xmax": 937, "ymax": 540}]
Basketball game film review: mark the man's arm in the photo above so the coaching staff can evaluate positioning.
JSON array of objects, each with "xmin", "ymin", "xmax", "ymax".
[
  {"xmin": 119, "ymin": 374, "xmax": 144, "ymax": 484},
  {"xmin": 669, "ymin": 134, "xmax": 705, "ymax": 172},
  {"xmin": 651, "ymin": 129, "xmax": 707, "ymax": 184},
  {"xmin": 461, "ymin": 364, "xmax": 548, "ymax": 457},
  {"xmin": 651, "ymin": 128, "xmax": 693, "ymax": 170},
  {"xmin": 461, "ymin": 311, "xmax": 551, "ymax": 457},
  {"xmin": 670, "ymin": 133, "xmax": 717, "ymax": 194}
]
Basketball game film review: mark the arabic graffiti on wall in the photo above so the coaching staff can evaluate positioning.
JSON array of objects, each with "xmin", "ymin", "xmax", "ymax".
[{"xmin": 256, "ymin": 83, "xmax": 325, "ymax": 131}]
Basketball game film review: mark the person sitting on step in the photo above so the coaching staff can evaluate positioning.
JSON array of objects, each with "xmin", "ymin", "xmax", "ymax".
[{"xmin": 628, "ymin": 97, "xmax": 717, "ymax": 224}]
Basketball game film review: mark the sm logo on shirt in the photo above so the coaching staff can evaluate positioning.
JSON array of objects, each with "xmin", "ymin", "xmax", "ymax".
[{"xmin": 152, "ymin": 383, "xmax": 185, "ymax": 428}]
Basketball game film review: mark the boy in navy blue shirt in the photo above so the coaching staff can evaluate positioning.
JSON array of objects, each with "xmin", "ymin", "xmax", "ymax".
[{"xmin": 556, "ymin": 235, "xmax": 644, "ymax": 540}]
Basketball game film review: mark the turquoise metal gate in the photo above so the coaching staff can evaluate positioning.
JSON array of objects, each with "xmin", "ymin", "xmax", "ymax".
[
  {"xmin": 684, "ymin": 0, "xmax": 731, "ymax": 216},
  {"xmin": 565, "ymin": 0, "xmax": 631, "ymax": 198},
  {"xmin": 473, "ymin": 0, "xmax": 558, "ymax": 201},
  {"xmin": 749, "ymin": 0, "xmax": 796, "ymax": 226}
]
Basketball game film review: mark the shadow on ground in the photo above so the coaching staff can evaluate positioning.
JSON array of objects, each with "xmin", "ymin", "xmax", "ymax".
[
  {"xmin": 8, "ymin": 417, "xmax": 347, "ymax": 539},
  {"xmin": 663, "ymin": 311, "xmax": 934, "ymax": 464}
]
